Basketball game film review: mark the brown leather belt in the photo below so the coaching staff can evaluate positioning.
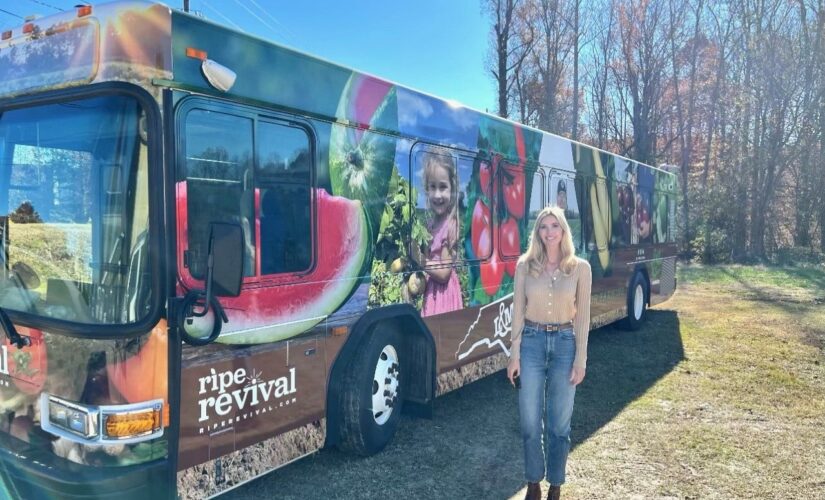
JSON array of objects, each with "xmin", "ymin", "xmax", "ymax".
[{"xmin": 524, "ymin": 320, "xmax": 574, "ymax": 332}]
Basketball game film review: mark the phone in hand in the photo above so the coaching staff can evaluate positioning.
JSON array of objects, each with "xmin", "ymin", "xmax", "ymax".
[{"xmin": 514, "ymin": 375, "xmax": 521, "ymax": 390}]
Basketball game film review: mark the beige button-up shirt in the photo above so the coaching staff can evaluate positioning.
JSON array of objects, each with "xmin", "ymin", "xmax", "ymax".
[{"xmin": 510, "ymin": 257, "xmax": 592, "ymax": 369}]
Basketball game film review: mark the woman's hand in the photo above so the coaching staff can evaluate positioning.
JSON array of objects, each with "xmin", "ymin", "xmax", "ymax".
[
  {"xmin": 569, "ymin": 366, "xmax": 586, "ymax": 386},
  {"xmin": 507, "ymin": 357, "xmax": 520, "ymax": 386}
]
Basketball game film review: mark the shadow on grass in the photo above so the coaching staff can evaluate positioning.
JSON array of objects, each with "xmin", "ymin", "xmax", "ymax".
[
  {"xmin": 573, "ymin": 310, "xmax": 684, "ymax": 447},
  {"xmin": 715, "ymin": 266, "xmax": 825, "ymax": 309},
  {"xmin": 222, "ymin": 310, "xmax": 683, "ymax": 499},
  {"xmin": 775, "ymin": 267, "xmax": 825, "ymax": 295}
]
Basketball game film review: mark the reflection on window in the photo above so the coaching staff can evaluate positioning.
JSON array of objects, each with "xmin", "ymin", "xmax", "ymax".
[
  {"xmin": 636, "ymin": 167, "xmax": 654, "ymax": 245},
  {"xmin": 258, "ymin": 121, "xmax": 311, "ymax": 275},
  {"xmin": 182, "ymin": 109, "xmax": 313, "ymax": 279},
  {"xmin": 0, "ymin": 94, "xmax": 151, "ymax": 325},
  {"xmin": 550, "ymin": 174, "xmax": 582, "ymax": 252},
  {"xmin": 183, "ymin": 109, "xmax": 254, "ymax": 278},
  {"xmin": 413, "ymin": 147, "xmax": 462, "ymax": 265},
  {"xmin": 527, "ymin": 170, "xmax": 545, "ymax": 231},
  {"xmin": 613, "ymin": 181, "xmax": 634, "ymax": 248}
]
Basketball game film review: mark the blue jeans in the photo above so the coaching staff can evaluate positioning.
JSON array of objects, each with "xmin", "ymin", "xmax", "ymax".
[{"xmin": 518, "ymin": 325, "xmax": 577, "ymax": 485}]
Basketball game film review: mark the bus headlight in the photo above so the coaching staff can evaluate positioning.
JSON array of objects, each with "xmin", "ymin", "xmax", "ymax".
[{"xmin": 41, "ymin": 393, "xmax": 163, "ymax": 445}]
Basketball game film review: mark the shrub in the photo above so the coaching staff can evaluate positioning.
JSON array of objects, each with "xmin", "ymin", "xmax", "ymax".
[
  {"xmin": 9, "ymin": 201, "xmax": 42, "ymax": 224},
  {"xmin": 772, "ymin": 246, "xmax": 825, "ymax": 266}
]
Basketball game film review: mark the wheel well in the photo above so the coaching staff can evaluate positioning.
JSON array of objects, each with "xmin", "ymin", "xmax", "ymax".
[{"xmin": 324, "ymin": 304, "xmax": 436, "ymax": 448}]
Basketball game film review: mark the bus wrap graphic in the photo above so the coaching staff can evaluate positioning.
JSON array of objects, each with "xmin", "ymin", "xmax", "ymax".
[{"xmin": 455, "ymin": 295, "xmax": 514, "ymax": 361}]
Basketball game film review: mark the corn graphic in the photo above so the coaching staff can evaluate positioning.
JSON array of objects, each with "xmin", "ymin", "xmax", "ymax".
[{"xmin": 590, "ymin": 151, "xmax": 611, "ymax": 270}]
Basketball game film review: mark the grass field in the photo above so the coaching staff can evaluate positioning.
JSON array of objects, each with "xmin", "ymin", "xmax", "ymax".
[{"xmin": 223, "ymin": 265, "xmax": 825, "ymax": 499}]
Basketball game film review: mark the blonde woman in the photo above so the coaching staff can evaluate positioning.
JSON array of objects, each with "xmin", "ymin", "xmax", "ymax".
[{"xmin": 507, "ymin": 206, "xmax": 592, "ymax": 500}]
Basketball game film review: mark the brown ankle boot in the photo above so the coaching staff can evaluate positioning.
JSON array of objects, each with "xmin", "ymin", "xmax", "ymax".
[
  {"xmin": 525, "ymin": 482, "xmax": 541, "ymax": 500},
  {"xmin": 547, "ymin": 484, "xmax": 560, "ymax": 500}
]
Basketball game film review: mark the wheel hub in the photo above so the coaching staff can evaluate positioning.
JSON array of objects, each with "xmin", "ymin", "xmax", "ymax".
[
  {"xmin": 634, "ymin": 283, "xmax": 644, "ymax": 319},
  {"xmin": 371, "ymin": 345, "xmax": 399, "ymax": 425}
]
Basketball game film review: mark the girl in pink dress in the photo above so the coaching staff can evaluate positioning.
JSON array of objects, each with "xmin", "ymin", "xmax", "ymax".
[{"xmin": 414, "ymin": 152, "xmax": 462, "ymax": 317}]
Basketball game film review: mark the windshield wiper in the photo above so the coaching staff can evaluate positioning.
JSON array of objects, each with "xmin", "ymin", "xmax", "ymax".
[{"xmin": 0, "ymin": 307, "xmax": 30, "ymax": 348}]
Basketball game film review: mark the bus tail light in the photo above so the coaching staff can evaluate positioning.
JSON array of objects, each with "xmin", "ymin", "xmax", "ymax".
[{"xmin": 40, "ymin": 394, "xmax": 163, "ymax": 445}]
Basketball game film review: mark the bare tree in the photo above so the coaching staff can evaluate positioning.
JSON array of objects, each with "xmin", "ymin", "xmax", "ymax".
[
  {"xmin": 613, "ymin": 0, "xmax": 670, "ymax": 165},
  {"xmin": 585, "ymin": 0, "xmax": 617, "ymax": 150},
  {"xmin": 485, "ymin": 0, "xmax": 534, "ymax": 118},
  {"xmin": 523, "ymin": 0, "xmax": 577, "ymax": 134}
]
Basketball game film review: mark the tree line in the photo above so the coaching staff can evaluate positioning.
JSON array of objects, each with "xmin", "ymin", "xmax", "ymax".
[{"xmin": 485, "ymin": 0, "xmax": 824, "ymax": 263}]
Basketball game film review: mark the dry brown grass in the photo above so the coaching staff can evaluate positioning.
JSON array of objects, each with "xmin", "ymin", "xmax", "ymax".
[
  {"xmin": 556, "ymin": 265, "xmax": 825, "ymax": 499},
  {"xmin": 222, "ymin": 265, "xmax": 825, "ymax": 500}
]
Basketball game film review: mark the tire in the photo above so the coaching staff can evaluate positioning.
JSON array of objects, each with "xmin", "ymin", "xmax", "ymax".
[
  {"xmin": 338, "ymin": 325, "xmax": 404, "ymax": 456},
  {"xmin": 621, "ymin": 272, "xmax": 648, "ymax": 330}
]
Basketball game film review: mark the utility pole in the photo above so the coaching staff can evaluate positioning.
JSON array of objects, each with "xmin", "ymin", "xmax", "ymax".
[{"xmin": 184, "ymin": 0, "xmax": 189, "ymax": 12}]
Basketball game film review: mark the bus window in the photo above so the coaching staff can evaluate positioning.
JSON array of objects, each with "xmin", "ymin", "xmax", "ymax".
[
  {"xmin": 183, "ymin": 109, "xmax": 254, "ymax": 278},
  {"xmin": 653, "ymin": 169, "xmax": 674, "ymax": 244},
  {"xmin": 525, "ymin": 169, "xmax": 545, "ymax": 246},
  {"xmin": 413, "ymin": 146, "xmax": 465, "ymax": 265},
  {"xmin": 550, "ymin": 173, "xmax": 582, "ymax": 251},
  {"xmin": 257, "ymin": 121, "xmax": 312, "ymax": 275},
  {"xmin": 612, "ymin": 181, "xmax": 634, "ymax": 248},
  {"xmin": 636, "ymin": 166, "xmax": 654, "ymax": 245},
  {"xmin": 456, "ymin": 154, "xmax": 474, "ymax": 260}
]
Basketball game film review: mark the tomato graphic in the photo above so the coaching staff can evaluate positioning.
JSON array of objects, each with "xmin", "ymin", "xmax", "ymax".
[
  {"xmin": 479, "ymin": 160, "xmax": 492, "ymax": 199},
  {"xmin": 479, "ymin": 153, "xmax": 502, "ymax": 200},
  {"xmin": 6, "ymin": 327, "xmax": 47, "ymax": 395},
  {"xmin": 501, "ymin": 167, "xmax": 525, "ymax": 219},
  {"xmin": 500, "ymin": 217, "xmax": 520, "ymax": 275},
  {"xmin": 480, "ymin": 210, "xmax": 507, "ymax": 295},
  {"xmin": 480, "ymin": 254, "xmax": 505, "ymax": 296},
  {"xmin": 471, "ymin": 199, "xmax": 492, "ymax": 259}
]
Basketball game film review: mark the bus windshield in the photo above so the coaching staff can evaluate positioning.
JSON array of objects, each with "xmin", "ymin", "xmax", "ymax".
[{"xmin": 0, "ymin": 94, "xmax": 153, "ymax": 326}]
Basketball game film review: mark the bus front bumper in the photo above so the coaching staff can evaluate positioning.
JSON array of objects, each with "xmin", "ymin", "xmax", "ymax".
[{"xmin": 0, "ymin": 433, "xmax": 172, "ymax": 499}]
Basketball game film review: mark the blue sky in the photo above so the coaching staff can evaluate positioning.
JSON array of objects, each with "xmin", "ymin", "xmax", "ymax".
[{"xmin": 1, "ymin": 0, "xmax": 496, "ymax": 113}]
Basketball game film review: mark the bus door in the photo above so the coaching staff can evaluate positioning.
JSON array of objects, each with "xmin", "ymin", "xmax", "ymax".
[{"xmin": 173, "ymin": 98, "xmax": 328, "ymax": 481}]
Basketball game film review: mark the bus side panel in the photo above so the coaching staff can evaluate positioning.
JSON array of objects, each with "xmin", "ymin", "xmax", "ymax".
[
  {"xmin": 176, "ymin": 334, "xmax": 327, "ymax": 496},
  {"xmin": 649, "ymin": 251, "xmax": 678, "ymax": 307},
  {"xmin": 432, "ymin": 295, "xmax": 513, "ymax": 395}
]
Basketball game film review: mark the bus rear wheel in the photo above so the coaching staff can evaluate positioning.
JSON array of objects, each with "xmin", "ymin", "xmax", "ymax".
[
  {"xmin": 339, "ymin": 326, "xmax": 404, "ymax": 456},
  {"xmin": 622, "ymin": 273, "xmax": 648, "ymax": 330}
]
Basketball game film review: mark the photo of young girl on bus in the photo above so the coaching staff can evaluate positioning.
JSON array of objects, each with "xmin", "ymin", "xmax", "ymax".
[{"xmin": 411, "ymin": 150, "xmax": 462, "ymax": 317}]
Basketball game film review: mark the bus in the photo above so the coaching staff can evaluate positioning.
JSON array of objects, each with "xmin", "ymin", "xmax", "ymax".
[{"xmin": 0, "ymin": 2, "xmax": 678, "ymax": 498}]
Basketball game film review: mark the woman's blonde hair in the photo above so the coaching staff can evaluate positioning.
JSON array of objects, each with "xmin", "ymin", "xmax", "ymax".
[{"xmin": 519, "ymin": 205, "xmax": 578, "ymax": 277}]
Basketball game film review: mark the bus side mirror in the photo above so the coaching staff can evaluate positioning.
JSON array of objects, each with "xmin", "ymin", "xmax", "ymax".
[
  {"xmin": 208, "ymin": 222, "xmax": 243, "ymax": 298},
  {"xmin": 179, "ymin": 222, "xmax": 243, "ymax": 346}
]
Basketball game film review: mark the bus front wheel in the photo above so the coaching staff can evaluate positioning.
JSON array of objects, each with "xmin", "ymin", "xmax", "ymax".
[
  {"xmin": 622, "ymin": 273, "xmax": 648, "ymax": 330},
  {"xmin": 339, "ymin": 326, "xmax": 404, "ymax": 456}
]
